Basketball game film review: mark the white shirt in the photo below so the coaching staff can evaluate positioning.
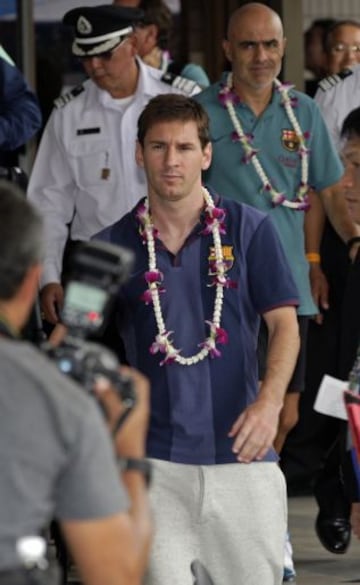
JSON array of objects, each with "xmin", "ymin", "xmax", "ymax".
[
  {"xmin": 314, "ymin": 66, "xmax": 360, "ymax": 151},
  {"xmin": 28, "ymin": 59, "xmax": 200, "ymax": 287}
]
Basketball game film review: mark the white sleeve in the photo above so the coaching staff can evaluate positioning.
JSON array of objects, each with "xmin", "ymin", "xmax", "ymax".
[
  {"xmin": 314, "ymin": 85, "xmax": 342, "ymax": 151},
  {"xmin": 27, "ymin": 110, "xmax": 76, "ymax": 287}
]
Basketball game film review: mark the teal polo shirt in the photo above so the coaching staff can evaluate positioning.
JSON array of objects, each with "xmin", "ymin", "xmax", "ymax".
[{"xmin": 196, "ymin": 74, "xmax": 344, "ymax": 315}]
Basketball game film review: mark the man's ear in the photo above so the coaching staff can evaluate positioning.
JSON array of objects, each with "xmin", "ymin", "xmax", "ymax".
[
  {"xmin": 21, "ymin": 264, "xmax": 42, "ymax": 302},
  {"xmin": 128, "ymin": 32, "xmax": 139, "ymax": 56},
  {"xmin": 135, "ymin": 141, "xmax": 145, "ymax": 168},
  {"xmin": 146, "ymin": 24, "xmax": 158, "ymax": 46},
  {"xmin": 222, "ymin": 39, "xmax": 232, "ymax": 63},
  {"xmin": 202, "ymin": 142, "xmax": 212, "ymax": 171}
]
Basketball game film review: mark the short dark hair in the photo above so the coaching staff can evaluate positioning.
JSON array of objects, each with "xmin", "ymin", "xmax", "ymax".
[
  {"xmin": 137, "ymin": 0, "xmax": 173, "ymax": 50},
  {"xmin": 341, "ymin": 106, "xmax": 360, "ymax": 140},
  {"xmin": 0, "ymin": 181, "xmax": 43, "ymax": 300},
  {"xmin": 304, "ymin": 19, "xmax": 337, "ymax": 49},
  {"xmin": 137, "ymin": 94, "xmax": 211, "ymax": 149},
  {"xmin": 324, "ymin": 20, "xmax": 360, "ymax": 52}
]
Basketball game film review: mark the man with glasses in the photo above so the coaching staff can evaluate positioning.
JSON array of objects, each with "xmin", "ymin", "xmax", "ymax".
[
  {"xmin": 28, "ymin": 4, "xmax": 200, "ymax": 326},
  {"xmin": 324, "ymin": 20, "xmax": 360, "ymax": 76},
  {"xmin": 314, "ymin": 20, "xmax": 360, "ymax": 149}
]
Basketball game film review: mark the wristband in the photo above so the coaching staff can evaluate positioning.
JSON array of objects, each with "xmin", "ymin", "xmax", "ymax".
[
  {"xmin": 306, "ymin": 252, "xmax": 321, "ymax": 263},
  {"xmin": 347, "ymin": 236, "xmax": 360, "ymax": 252},
  {"xmin": 117, "ymin": 457, "xmax": 152, "ymax": 487}
]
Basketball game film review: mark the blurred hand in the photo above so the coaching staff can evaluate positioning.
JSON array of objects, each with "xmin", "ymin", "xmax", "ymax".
[
  {"xmin": 309, "ymin": 263, "xmax": 329, "ymax": 324},
  {"xmin": 94, "ymin": 366, "xmax": 150, "ymax": 459},
  {"xmin": 228, "ymin": 397, "xmax": 281, "ymax": 463},
  {"xmin": 40, "ymin": 282, "xmax": 64, "ymax": 324},
  {"xmin": 349, "ymin": 242, "xmax": 360, "ymax": 263},
  {"xmin": 48, "ymin": 323, "xmax": 67, "ymax": 346}
]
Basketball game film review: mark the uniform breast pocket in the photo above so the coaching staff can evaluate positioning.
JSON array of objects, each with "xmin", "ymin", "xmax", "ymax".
[{"xmin": 69, "ymin": 138, "xmax": 114, "ymax": 188}]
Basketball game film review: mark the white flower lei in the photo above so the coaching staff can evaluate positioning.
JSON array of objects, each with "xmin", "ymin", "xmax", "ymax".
[
  {"xmin": 219, "ymin": 72, "xmax": 310, "ymax": 210},
  {"xmin": 136, "ymin": 187, "xmax": 232, "ymax": 366}
]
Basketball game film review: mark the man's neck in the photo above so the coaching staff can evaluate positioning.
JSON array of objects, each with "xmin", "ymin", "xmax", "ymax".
[
  {"xmin": 107, "ymin": 60, "xmax": 140, "ymax": 99},
  {"xmin": 0, "ymin": 311, "xmax": 20, "ymax": 338},
  {"xmin": 143, "ymin": 46, "xmax": 163, "ymax": 70},
  {"xmin": 149, "ymin": 191, "xmax": 205, "ymax": 255},
  {"xmin": 233, "ymin": 82, "xmax": 274, "ymax": 117}
]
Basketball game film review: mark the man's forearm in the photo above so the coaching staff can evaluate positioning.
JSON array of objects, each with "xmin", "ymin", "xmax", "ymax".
[
  {"xmin": 260, "ymin": 307, "xmax": 300, "ymax": 406},
  {"xmin": 304, "ymin": 189, "xmax": 325, "ymax": 256},
  {"xmin": 120, "ymin": 472, "xmax": 152, "ymax": 575}
]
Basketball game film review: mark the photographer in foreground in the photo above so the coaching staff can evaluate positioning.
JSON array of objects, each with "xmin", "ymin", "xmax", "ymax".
[{"xmin": 0, "ymin": 180, "xmax": 152, "ymax": 585}]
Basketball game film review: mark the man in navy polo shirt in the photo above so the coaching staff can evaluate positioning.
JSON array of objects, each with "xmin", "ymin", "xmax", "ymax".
[{"xmin": 95, "ymin": 94, "xmax": 300, "ymax": 585}]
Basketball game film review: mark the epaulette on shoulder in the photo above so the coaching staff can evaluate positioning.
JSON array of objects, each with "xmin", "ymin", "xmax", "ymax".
[
  {"xmin": 54, "ymin": 85, "xmax": 85, "ymax": 109},
  {"xmin": 318, "ymin": 68, "xmax": 353, "ymax": 92},
  {"xmin": 161, "ymin": 71, "xmax": 201, "ymax": 95}
]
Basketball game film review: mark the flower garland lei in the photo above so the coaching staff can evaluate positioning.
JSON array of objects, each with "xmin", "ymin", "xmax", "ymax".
[
  {"xmin": 219, "ymin": 72, "xmax": 310, "ymax": 211},
  {"xmin": 136, "ymin": 188, "xmax": 234, "ymax": 366}
]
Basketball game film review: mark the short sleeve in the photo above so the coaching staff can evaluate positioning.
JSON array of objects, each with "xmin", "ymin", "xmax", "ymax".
[
  {"xmin": 55, "ymin": 401, "xmax": 129, "ymax": 520},
  {"xmin": 246, "ymin": 215, "xmax": 299, "ymax": 314},
  {"xmin": 307, "ymin": 100, "xmax": 344, "ymax": 190}
]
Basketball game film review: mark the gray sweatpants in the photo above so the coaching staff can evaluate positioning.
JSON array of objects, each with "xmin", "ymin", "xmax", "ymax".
[{"xmin": 144, "ymin": 459, "xmax": 287, "ymax": 585}]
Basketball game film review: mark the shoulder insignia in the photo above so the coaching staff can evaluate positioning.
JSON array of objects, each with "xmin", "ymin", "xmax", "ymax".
[
  {"xmin": 161, "ymin": 71, "xmax": 201, "ymax": 95},
  {"xmin": 318, "ymin": 69, "xmax": 353, "ymax": 92},
  {"xmin": 54, "ymin": 85, "xmax": 85, "ymax": 108}
]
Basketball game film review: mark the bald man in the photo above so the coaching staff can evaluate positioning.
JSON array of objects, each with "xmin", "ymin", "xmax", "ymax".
[{"xmin": 196, "ymin": 3, "xmax": 360, "ymax": 580}]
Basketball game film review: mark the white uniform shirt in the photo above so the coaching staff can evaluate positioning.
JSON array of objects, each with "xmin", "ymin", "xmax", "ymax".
[
  {"xmin": 28, "ymin": 58, "xmax": 200, "ymax": 287},
  {"xmin": 314, "ymin": 66, "xmax": 360, "ymax": 151}
]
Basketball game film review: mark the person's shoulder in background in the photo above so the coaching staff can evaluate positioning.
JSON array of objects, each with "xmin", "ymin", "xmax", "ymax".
[{"xmin": 179, "ymin": 62, "xmax": 210, "ymax": 88}]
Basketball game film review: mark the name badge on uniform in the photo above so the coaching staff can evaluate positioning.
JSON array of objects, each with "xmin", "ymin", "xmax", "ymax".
[{"xmin": 76, "ymin": 127, "xmax": 101, "ymax": 136}]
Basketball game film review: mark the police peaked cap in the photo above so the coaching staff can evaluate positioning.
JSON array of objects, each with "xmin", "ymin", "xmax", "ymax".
[{"xmin": 63, "ymin": 5, "xmax": 144, "ymax": 57}]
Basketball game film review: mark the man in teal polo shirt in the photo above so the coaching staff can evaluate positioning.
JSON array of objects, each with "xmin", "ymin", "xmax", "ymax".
[{"xmin": 196, "ymin": 3, "xmax": 360, "ymax": 580}]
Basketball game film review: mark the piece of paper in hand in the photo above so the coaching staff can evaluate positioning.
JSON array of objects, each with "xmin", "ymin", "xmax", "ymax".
[{"xmin": 313, "ymin": 375, "xmax": 348, "ymax": 420}]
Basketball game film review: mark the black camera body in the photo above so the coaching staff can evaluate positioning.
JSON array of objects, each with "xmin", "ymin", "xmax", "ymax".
[{"xmin": 42, "ymin": 240, "xmax": 135, "ymax": 414}]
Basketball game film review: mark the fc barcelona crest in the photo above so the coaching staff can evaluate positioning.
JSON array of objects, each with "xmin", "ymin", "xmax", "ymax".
[
  {"xmin": 208, "ymin": 245, "xmax": 234, "ymax": 272},
  {"xmin": 281, "ymin": 129, "xmax": 300, "ymax": 152}
]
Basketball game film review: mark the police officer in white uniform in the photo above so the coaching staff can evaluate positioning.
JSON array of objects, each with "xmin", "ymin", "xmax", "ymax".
[
  {"xmin": 28, "ymin": 4, "xmax": 200, "ymax": 325},
  {"xmin": 315, "ymin": 65, "xmax": 360, "ymax": 150}
]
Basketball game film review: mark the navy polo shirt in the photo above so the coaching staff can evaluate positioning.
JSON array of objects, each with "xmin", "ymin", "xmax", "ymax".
[{"xmin": 95, "ymin": 196, "xmax": 299, "ymax": 465}]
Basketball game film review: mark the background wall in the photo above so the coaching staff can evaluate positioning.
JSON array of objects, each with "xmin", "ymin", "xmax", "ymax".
[{"xmin": 303, "ymin": 0, "xmax": 360, "ymax": 30}]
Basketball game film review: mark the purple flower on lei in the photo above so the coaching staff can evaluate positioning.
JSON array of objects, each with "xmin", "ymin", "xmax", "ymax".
[
  {"xmin": 209, "ymin": 273, "xmax": 237, "ymax": 288},
  {"xmin": 141, "ymin": 270, "xmax": 165, "ymax": 304},
  {"xmin": 242, "ymin": 148, "xmax": 259, "ymax": 164},
  {"xmin": 144, "ymin": 270, "xmax": 163, "ymax": 285},
  {"xmin": 219, "ymin": 85, "xmax": 239, "ymax": 108},
  {"xmin": 199, "ymin": 323, "xmax": 229, "ymax": 358},
  {"xmin": 201, "ymin": 205, "xmax": 226, "ymax": 236},
  {"xmin": 150, "ymin": 332, "xmax": 181, "ymax": 365},
  {"xmin": 271, "ymin": 192, "xmax": 286, "ymax": 207},
  {"xmin": 294, "ymin": 194, "xmax": 310, "ymax": 212}
]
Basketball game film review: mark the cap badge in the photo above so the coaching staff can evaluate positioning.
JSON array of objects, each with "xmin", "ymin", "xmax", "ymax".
[{"xmin": 77, "ymin": 16, "xmax": 92, "ymax": 35}]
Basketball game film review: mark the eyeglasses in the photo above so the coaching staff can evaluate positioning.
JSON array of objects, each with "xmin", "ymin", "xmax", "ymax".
[{"xmin": 330, "ymin": 42, "xmax": 360, "ymax": 54}]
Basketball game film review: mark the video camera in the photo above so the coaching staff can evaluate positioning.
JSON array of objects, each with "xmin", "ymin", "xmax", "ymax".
[{"xmin": 42, "ymin": 240, "xmax": 136, "ymax": 422}]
